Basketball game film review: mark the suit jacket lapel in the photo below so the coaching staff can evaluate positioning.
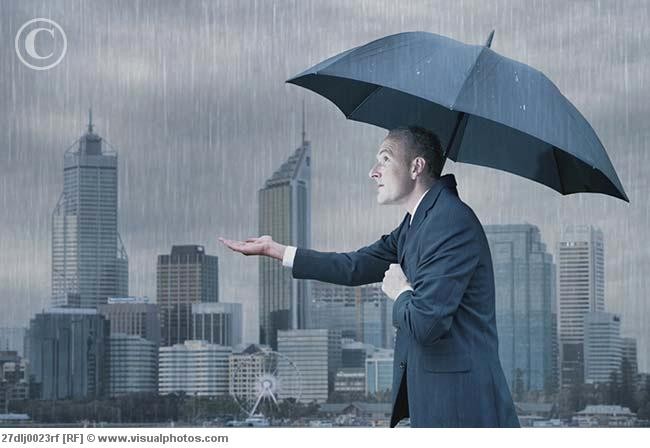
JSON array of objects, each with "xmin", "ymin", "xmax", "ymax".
[{"xmin": 398, "ymin": 174, "xmax": 458, "ymax": 265}]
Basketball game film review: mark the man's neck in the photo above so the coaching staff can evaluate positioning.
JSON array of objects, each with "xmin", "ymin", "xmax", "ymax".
[{"xmin": 405, "ymin": 179, "xmax": 436, "ymax": 217}]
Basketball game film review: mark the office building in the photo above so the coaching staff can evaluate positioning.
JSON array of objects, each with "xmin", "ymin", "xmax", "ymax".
[
  {"xmin": 557, "ymin": 225, "xmax": 605, "ymax": 390},
  {"xmin": 621, "ymin": 337, "xmax": 638, "ymax": 379},
  {"xmin": 484, "ymin": 224, "xmax": 556, "ymax": 394},
  {"xmin": 584, "ymin": 312, "xmax": 622, "ymax": 384},
  {"xmin": 98, "ymin": 297, "xmax": 160, "ymax": 345},
  {"xmin": 191, "ymin": 302, "xmax": 242, "ymax": 347},
  {"xmin": 157, "ymin": 245, "xmax": 219, "ymax": 346},
  {"xmin": 365, "ymin": 349, "xmax": 394, "ymax": 396},
  {"xmin": 107, "ymin": 334, "xmax": 158, "ymax": 396},
  {"xmin": 51, "ymin": 111, "xmax": 128, "ymax": 308},
  {"xmin": 311, "ymin": 282, "xmax": 394, "ymax": 349},
  {"xmin": 158, "ymin": 340, "xmax": 231, "ymax": 396},
  {"xmin": 27, "ymin": 308, "xmax": 109, "ymax": 400},
  {"xmin": 259, "ymin": 121, "xmax": 311, "ymax": 349},
  {"xmin": 277, "ymin": 329, "xmax": 340, "ymax": 404}
]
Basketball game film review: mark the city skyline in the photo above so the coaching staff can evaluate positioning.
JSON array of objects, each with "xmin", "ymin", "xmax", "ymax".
[
  {"xmin": 5, "ymin": 111, "xmax": 638, "ymax": 378},
  {"xmin": 5, "ymin": 112, "xmax": 644, "ymax": 423},
  {"xmin": 1, "ymin": 0, "xmax": 648, "ymax": 371}
]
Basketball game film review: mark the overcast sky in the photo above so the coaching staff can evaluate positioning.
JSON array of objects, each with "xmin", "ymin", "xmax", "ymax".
[{"xmin": 1, "ymin": 0, "xmax": 649, "ymax": 369}]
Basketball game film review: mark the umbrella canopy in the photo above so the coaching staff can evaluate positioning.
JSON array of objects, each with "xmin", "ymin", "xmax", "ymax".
[{"xmin": 287, "ymin": 31, "xmax": 628, "ymax": 202}]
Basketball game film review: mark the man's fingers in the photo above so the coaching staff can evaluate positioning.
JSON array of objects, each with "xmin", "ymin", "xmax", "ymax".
[{"xmin": 220, "ymin": 239, "xmax": 245, "ymax": 252}]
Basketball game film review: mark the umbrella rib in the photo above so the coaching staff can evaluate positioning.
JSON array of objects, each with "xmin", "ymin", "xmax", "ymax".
[
  {"xmin": 346, "ymin": 85, "xmax": 384, "ymax": 119},
  {"xmin": 450, "ymin": 46, "xmax": 487, "ymax": 110}
]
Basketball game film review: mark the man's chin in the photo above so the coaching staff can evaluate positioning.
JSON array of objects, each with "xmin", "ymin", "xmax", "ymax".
[{"xmin": 376, "ymin": 195, "xmax": 390, "ymax": 205}]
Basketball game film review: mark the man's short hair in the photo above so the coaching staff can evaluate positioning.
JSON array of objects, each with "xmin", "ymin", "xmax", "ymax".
[{"xmin": 387, "ymin": 126, "xmax": 445, "ymax": 179}]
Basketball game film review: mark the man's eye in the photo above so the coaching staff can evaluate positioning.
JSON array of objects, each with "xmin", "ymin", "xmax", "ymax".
[{"xmin": 383, "ymin": 156, "xmax": 389, "ymax": 162}]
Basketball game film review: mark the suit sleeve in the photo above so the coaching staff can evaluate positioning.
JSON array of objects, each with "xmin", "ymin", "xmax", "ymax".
[
  {"xmin": 291, "ymin": 217, "xmax": 406, "ymax": 286},
  {"xmin": 392, "ymin": 208, "xmax": 480, "ymax": 345}
]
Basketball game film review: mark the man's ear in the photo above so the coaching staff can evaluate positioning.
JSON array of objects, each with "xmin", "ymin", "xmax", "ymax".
[{"xmin": 411, "ymin": 157, "xmax": 426, "ymax": 179}]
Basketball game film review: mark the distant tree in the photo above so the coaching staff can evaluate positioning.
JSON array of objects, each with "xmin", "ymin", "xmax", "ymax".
[{"xmin": 327, "ymin": 390, "xmax": 366, "ymax": 403}]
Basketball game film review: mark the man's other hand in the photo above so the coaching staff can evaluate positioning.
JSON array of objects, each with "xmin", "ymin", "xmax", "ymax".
[
  {"xmin": 218, "ymin": 235, "xmax": 286, "ymax": 260},
  {"xmin": 382, "ymin": 263, "xmax": 412, "ymax": 300}
]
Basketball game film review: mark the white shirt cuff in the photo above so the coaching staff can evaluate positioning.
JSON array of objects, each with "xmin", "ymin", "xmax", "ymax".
[
  {"xmin": 282, "ymin": 246, "xmax": 297, "ymax": 268},
  {"xmin": 395, "ymin": 285, "xmax": 414, "ymax": 299}
]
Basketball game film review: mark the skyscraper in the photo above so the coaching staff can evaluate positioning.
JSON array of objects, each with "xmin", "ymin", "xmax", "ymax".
[
  {"xmin": 157, "ymin": 245, "xmax": 219, "ymax": 346},
  {"xmin": 557, "ymin": 225, "xmax": 605, "ymax": 391},
  {"xmin": 484, "ymin": 224, "xmax": 556, "ymax": 394},
  {"xmin": 584, "ymin": 311, "xmax": 622, "ymax": 384},
  {"xmin": 258, "ymin": 119, "xmax": 311, "ymax": 349},
  {"xmin": 27, "ymin": 308, "xmax": 109, "ymax": 400},
  {"xmin": 51, "ymin": 111, "xmax": 128, "ymax": 308}
]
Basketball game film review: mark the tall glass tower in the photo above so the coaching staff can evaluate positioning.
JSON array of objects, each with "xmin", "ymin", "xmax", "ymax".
[
  {"xmin": 484, "ymin": 224, "xmax": 557, "ymax": 395},
  {"xmin": 258, "ymin": 113, "xmax": 311, "ymax": 349},
  {"xmin": 557, "ymin": 225, "xmax": 605, "ymax": 391},
  {"xmin": 51, "ymin": 110, "xmax": 128, "ymax": 308}
]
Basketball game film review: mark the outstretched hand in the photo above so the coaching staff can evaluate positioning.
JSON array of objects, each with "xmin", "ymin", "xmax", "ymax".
[{"xmin": 218, "ymin": 235, "xmax": 286, "ymax": 260}]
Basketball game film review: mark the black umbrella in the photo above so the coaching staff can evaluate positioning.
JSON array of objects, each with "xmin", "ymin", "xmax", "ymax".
[{"xmin": 287, "ymin": 31, "xmax": 628, "ymax": 202}]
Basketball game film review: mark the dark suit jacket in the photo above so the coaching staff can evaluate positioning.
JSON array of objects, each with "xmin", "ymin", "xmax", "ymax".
[{"xmin": 292, "ymin": 174, "xmax": 520, "ymax": 427}]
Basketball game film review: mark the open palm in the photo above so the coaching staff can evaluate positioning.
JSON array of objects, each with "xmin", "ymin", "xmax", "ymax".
[{"xmin": 219, "ymin": 235, "xmax": 274, "ymax": 257}]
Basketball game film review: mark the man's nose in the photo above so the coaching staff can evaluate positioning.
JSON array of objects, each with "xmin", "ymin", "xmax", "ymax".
[{"xmin": 369, "ymin": 163, "xmax": 380, "ymax": 180}]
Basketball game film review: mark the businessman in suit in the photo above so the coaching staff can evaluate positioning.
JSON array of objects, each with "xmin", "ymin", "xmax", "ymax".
[{"xmin": 220, "ymin": 126, "xmax": 520, "ymax": 427}]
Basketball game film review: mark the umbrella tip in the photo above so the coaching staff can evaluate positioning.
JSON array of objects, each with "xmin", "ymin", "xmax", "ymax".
[{"xmin": 485, "ymin": 30, "xmax": 495, "ymax": 48}]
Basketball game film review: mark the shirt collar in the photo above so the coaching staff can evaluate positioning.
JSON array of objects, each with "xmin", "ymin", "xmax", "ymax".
[{"xmin": 409, "ymin": 188, "xmax": 430, "ymax": 225}]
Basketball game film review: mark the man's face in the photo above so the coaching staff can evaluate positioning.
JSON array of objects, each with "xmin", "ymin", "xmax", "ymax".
[{"xmin": 369, "ymin": 136, "xmax": 415, "ymax": 205}]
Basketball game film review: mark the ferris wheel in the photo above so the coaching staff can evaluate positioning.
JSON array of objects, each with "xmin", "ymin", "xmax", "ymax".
[{"xmin": 230, "ymin": 349, "xmax": 302, "ymax": 418}]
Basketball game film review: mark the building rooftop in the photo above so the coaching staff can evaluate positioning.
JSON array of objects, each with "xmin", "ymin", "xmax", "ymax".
[
  {"xmin": 264, "ymin": 143, "xmax": 309, "ymax": 188},
  {"xmin": 170, "ymin": 245, "xmax": 205, "ymax": 256},
  {"xmin": 576, "ymin": 405, "xmax": 635, "ymax": 416}
]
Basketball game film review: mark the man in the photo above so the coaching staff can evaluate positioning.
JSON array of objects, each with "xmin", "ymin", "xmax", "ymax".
[{"xmin": 220, "ymin": 126, "xmax": 519, "ymax": 428}]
